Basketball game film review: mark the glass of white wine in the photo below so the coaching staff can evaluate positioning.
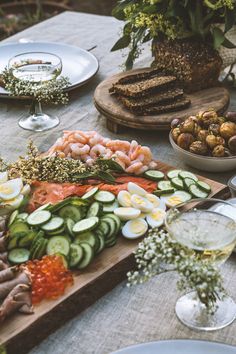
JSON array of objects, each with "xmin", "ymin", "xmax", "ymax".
[
  {"xmin": 8, "ymin": 52, "xmax": 62, "ymax": 132},
  {"xmin": 165, "ymin": 198, "xmax": 236, "ymax": 331}
]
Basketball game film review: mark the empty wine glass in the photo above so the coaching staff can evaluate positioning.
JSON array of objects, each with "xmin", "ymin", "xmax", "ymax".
[
  {"xmin": 165, "ymin": 198, "xmax": 236, "ymax": 331},
  {"xmin": 8, "ymin": 52, "xmax": 62, "ymax": 132}
]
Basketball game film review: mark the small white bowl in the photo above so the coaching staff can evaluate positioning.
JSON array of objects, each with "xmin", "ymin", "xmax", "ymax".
[{"xmin": 169, "ymin": 133, "xmax": 236, "ymax": 172}]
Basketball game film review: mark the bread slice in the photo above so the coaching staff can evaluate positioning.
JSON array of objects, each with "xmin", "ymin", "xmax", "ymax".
[
  {"xmin": 116, "ymin": 68, "xmax": 166, "ymax": 85},
  {"xmin": 133, "ymin": 96, "xmax": 191, "ymax": 115},
  {"xmin": 110, "ymin": 75, "xmax": 176, "ymax": 98},
  {"xmin": 118, "ymin": 88, "xmax": 183, "ymax": 111}
]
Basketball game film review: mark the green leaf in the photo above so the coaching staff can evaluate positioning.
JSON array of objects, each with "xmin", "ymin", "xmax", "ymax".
[
  {"xmin": 222, "ymin": 36, "xmax": 236, "ymax": 49},
  {"xmin": 224, "ymin": 9, "xmax": 235, "ymax": 33},
  {"xmin": 111, "ymin": 35, "xmax": 131, "ymax": 51},
  {"xmin": 97, "ymin": 158, "xmax": 124, "ymax": 172},
  {"xmin": 212, "ymin": 27, "xmax": 225, "ymax": 48},
  {"xmin": 96, "ymin": 171, "xmax": 116, "ymax": 184}
]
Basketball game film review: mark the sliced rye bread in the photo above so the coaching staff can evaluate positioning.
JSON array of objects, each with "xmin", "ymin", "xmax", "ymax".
[
  {"xmin": 118, "ymin": 88, "xmax": 183, "ymax": 111},
  {"xmin": 133, "ymin": 96, "xmax": 191, "ymax": 115},
  {"xmin": 116, "ymin": 68, "xmax": 166, "ymax": 85},
  {"xmin": 109, "ymin": 75, "xmax": 177, "ymax": 98}
]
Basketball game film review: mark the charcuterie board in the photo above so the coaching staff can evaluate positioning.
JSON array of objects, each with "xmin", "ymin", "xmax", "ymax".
[
  {"xmin": 94, "ymin": 68, "xmax": 230, "ymax": 133},
  {"xmin": 0, "ymin": 160, "xmax": 230, "ymax": 354}
]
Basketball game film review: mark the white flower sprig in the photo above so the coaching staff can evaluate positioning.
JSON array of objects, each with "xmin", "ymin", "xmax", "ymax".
[
  {"xmin": 2, "ymin": 67, "xmax": 70, "ymax": 105},
  {"xmin": 127, "ymin": 228, "xmax": 226, "ymax": 312}
]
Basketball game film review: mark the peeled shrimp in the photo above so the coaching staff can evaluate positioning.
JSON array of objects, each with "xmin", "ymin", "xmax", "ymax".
[
  {"xmin": 115, "ymin": 151, "xmax": 131, "ymax": 166},
  {"xmin": 125, "ymin": 162, "xmax": 143, "ymax": 174},
  {"xmin": 90, "ymin": 144, "xmax": 107, "ymax": 159},
  {"xmin": 106, "ymin": 140, "xmax": 130, "ymax": 152},
  {"xmin": 71, "ymin": 143, "xmax": 90, "ymax": 156}
]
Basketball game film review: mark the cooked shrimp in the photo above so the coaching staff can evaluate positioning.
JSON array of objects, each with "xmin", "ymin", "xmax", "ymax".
[
  {"xmin": 89, "ymin": 133, "xmax": 103, "ymax": 146},
  {"xmin": 86, "ymin": 158, "xmax": 94, "ymax": 167},
  {"xmin": 149, "ymin": 161, "xmax": 158, "ymax": 169},
  {"xmin": 70, "ymin": 143, "xmax": 90, "ymax": 156},
  {"xmin": 90, "ymin": 144, "xmax": 107, "ymax": 159},
  {"xmin": 137, "ymin": 146, "xmax": 152, "ymax": 164},
  {"xmin": 103, "ymin": 149, "xmax": 113, "ymax": 159},
  {"xmin": 115, "ymin": 158, "xmax": 126, "ymax": 170},
  {"xmin": 74, "ymin": 132, "xmax": 88, "ymax": 144},
  {"xmin": 135, "ymin": 165, "xmax": 149, "ymax": 175},
  {"xmin": 125, "ymin": 162, "xmax": 143, "ymax": 174},
  {"xmin": 115, "ymin": 151, "xmax": 131, "ymax": 166},
  {"xmin": 106, "ymin": 140, "xmax": 130, "ymax": 152}
]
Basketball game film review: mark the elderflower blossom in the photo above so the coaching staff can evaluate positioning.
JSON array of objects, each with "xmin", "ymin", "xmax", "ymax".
[{"xmin": 204, "ymin": 0, "xmax": 234, "ymax": 10}]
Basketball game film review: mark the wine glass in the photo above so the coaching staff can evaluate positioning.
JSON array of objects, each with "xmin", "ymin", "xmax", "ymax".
[
  {"xmin": 165, "ymin": 198, "xmax": 236, "ymax": 331},
  {"xmin": 8, "ymin": 52, "xmax": 62, "ymax": 132}
]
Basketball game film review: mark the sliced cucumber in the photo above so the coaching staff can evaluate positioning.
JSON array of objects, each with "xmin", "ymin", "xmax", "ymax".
[
  {"xmin": 81, "ymin": 187, "xmax": 99, "ymax": 200},
  {"xmin": 18, "ymin": 230, "xmax": 37, "ymax": 247},
  {"xmin": 31, "ymin": 238, "xmax": 47, "ymax": 260},
  {"xmin": 8, "ymin": 210, "xmax": 19, "ymax": 227},
  {"xmin": 41, "ymin": 217, "xmax": 64, "ymax": 232},
  {"xmin": 94, "ymin": 191, "xmax": 115, "ymax": 204},
  {"xmin": 167, "ymin": 169, "xmax": 182, "ymax": 179},
  {"xmin": 58, "ymin": 205, "xmax": 82, "ymax": 222},
  {"xmin": 69, "ymin": 244, "xmax": 84, "ymax": 267},
  {"xmin": 96, "ymin": 220, "xmax": 110, "ymax": 238},
  {"xmin": 86, "ymin": 202, "xmax": 102, "ymax": 218},
  {"xmin": 17, "ymin": 212, "xmax": 29, "ymax": 221},
  {"xmin": 96, "ymin": 234, "xmax": 105, "ymax": 254},
  {"xmin": 27, "ymin": 210, "xmax": 51, "ymax": 226},
  {"xmin": 8, "ymin": 248, "xmax": 30, "ymax": 264},
  {"xmin": 105, "ymin": 238, "xmax": 117, "ymax": 248},
  {"xmin": 101, "ymin": 217, "xmax": 117, "ymax": 239},
  {"xmin": 7, "ymin": 236, "xmax": 19, "ymax": 250},
  {"xmin": 102, "ymin": 200, "xmax": 119, "ymax": 213},
  {"xmin": 105, "ymin": 214, "xmax": 121, "ymax": 232},
  {"xmin": 183, "ymin": 178, "xmax": 196, "ymax": 190},
  {"xmin": 46, "ymin": 236, "xmax": 70, "ymax": 257},
  {"xmin": 179, "ymin": 171, "xmax": 198, "ymax": 182},
  {"xmin": 144, "ymin": 170, "xmax": 165, "ymax": 181},
  {"xmin": 158, "ymin": 181, "xmax": 172, "ymax": 190},
  {"xmin": 77, "ymin": 242, "xmax": 94, "ymax": 269},
  {"xmin": 189, "ymin": 184, "xmax": 208, "ymax": 198},
  {"xmin": 153, "ymin": 188, "xmax": 175, "ymax": 197},
  {"xmin": 73, "ymin": 216, "xmax": 99, "ymax": 234},
  {"xmin": 74, "ymin": 231, "xmax": 96, "ymax": 249},
  {"xmin": 9, "ymin": 222, "xmax": 30, "ymax": 238},
  {"xmin": 65, "ymin": 218, "xmax": 75, "ymax": 237},
  {"xmin": 171, "ymin": 177, "xmax": 184, "ymax": 190},
  {"xmin": 197, "ymin": 181, "xmax": 211, "ymax": 193},
  {"xmin": 35, "ymin": 203, "xmax": 51, "ymax": 211},
  {"xmin": 175, "ymin": 190, "xmax": 192, "ymax": 202}
]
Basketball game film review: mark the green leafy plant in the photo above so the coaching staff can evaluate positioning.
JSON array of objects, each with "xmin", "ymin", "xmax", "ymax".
[{"xmin": 112, "ymin": 0, "xmax": 236, "ymax": 69}]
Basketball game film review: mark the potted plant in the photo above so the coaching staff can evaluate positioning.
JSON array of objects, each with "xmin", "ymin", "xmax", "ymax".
[{"xmin": 111, "ymin": 0, "xmax": 236, "ymax": 92}]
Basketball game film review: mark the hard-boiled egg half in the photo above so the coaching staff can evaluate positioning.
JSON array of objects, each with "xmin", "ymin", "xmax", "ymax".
[
  {"xmin": 146, "ymin": 208, "xmax": 166, "ymax": 228},
  {"xmin": 0, "ymin": 171, "xmax": 8, "ymax": 184},
  {"xmin": 122, "ymin": 218, "xmax": 148, "ymax": 239},
  {"xmin": 131, "ymin": 194, "xmax": 153, "ymax": 213},
  {"xmin": 0, "ymin": 178, "xmax": 23, "ymax": 200},
  {"xmin": 127, "ymin": 182, "xmax": 146, "ymax": 196},
  {"xmin": 114, "ymin": 207, "xmax": 141, "ymax": 221},
  {"xmin": 161, "ymin": 191, "xmax": 191, "ymax": 208},
  {"xmin": 117, "ymin": 190, "xmax": 132, "ymax": 207},
  {"xmin": 145, "ymin": 193, "xmax": 166, "ymax": 210}
]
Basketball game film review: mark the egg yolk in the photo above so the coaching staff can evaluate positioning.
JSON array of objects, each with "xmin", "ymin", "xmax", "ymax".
[
  {"xmin": 0, "ymin": 185, "xmax": 13, "ymax": 195},
  {"xmin": 133, "ymin": 196, "xmax": 146, "ymax": 206},
  {"xmin": 130, "ymin": 220, "xmax": 145, "ymax": 233},
  {"xmin": 150, "ymin": 210, "xmax": 165, "ymax": 220},
  {"xmin": 168, "ymin": 196, "xmax": 182, "ymax": 206}
]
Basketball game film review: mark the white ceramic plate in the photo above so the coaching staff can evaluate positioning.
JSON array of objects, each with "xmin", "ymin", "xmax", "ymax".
[
  {"xmin": 112, "ymin": 339, "xmax": 236, "ymax": 354},
  {"xmin": 0, "ymin": 42, "xmax": 99, "ymax": 97}
]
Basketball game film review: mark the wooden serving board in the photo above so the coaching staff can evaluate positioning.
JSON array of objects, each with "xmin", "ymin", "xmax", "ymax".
[
  {"xmin": 94, "ymin": 68, "xmax": 230, "ymax": 133},
  {"xmin": 0, "ymin": 161, "xmax": 230, "ymax": 354}
]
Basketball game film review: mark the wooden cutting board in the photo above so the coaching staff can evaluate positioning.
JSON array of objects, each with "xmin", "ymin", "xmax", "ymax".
[
  {"xmin": 94, "ymin": 68, "xmax": 230, "ymax": 133},
  {"xmin": 0, "ymin": 160, "xmax": 230, "ymax": 354}
]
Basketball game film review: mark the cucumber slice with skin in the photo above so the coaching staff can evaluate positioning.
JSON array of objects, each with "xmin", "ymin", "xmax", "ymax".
[
  {"xmin": 144, "ymin": 170, "xmax": 165, "ymax": 181},
  {"xmin": 18, "ymin": 230, "xmax": 37, "ymax": 247},
  {"xmin": 96, "ymin": 234, "xmax": 105, "ymax": 254},
  {"xmin": 94, "ymin": 191, "xmax": 115, "ymax": 204},
  {"xmin": 65, "ymin": 218, "xmax": 75, "ymax": 237},
  {"xmin": 41, "ymin": 217, "xmax": 64, "ymax": 232},
  {"xmin": 153, "ymin": 188, "xmax": 175, "ymax": 197},
  {"xmin": 189, "ymin": 184, "xmax": 208, "ymax": 198},
  {"xmin": 34, "ymin": 203, "xmax": 51, "ymax": 211},
  {"xmin": 7, "ymin": 236, "xmax": 19, "ymax": 250},
  {"xmin": 17, "ymin": 213, "xmax": 29, "ymax": 221},
  {"xmin": 8, "ymin": 210, "xmax": 19, "ymax": 227},
  {"xmin": 73, "ymin": 217, "xmax": 99, "ymax": 234},
  {"xmin": 96, "ymin": 220, "xmax": 110, "ymax": 238},
  {"xmin": 179, "ymin": 171, "xmax": 198, "ymax": 182},
  {"xmin": 46, "ymin": 226, "xmax": 65, "ymax": 236},
  {"xmin": 74, "ymin": 232, "xmax": 96, "ymax": 248},
  {"xmin": 86, "ymin": 202, "xmax": 102, "ymax": 218},
  {"xmin": 171, "ymin": 177, "xmax": 184, "ymax": 190},
  {"xmin": 183, "ymin": 178, "xmax": 196, "ymax": 190},
  {"xmin": 102, "ymin": 200, "xmax": 119, "ymax": 213},
  {"xmin": 158, "ymin": 181, "xmax": 172, "ymax": 190},
  {"xmin": 101, "ymin": 217, "xmax": 117, "ymax": 239},
  {"xmin": 197, "ymin": 181, "xmax": 211, "ymax": 193},
  {"xmin": 9, "ymin": 222, "xmax": 30, "ymax": 238},
  {"xmin": 8, "ymin": 248, "xmax": 30, "ymax": 264},
  {"xmin": 46, "ymin": 236, "xmax": 70, "ymax": 257},
  {"xmin": 81, "ymin": 187, "xmax": 99, "ymax": 200},
  {"xmin": 31, "ymin": 238, "xmax": 47, "ymax": 260},
  {"xmin": 167, "ymin": 169, "xmax": 182, "ymax": 179},
  {"xmin": 77, "ymin": 242, "xmax": 94, "ymax": 270},
  {"xmin": 69, "ymin": 244, "xmax": 84, "ymax": 267},
  {"xmin": 58, "ymin": 205, "xmax": 82, "ymax": 222},
  {"xmin": 27, "ymin": 210, "xmax": 51, "ymax": 226},
  {"xmin": 175, "ymin": 190, "xmax": 192, "ymax": 202}
]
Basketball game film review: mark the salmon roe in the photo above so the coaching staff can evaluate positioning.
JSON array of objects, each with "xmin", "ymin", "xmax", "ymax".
[{"xmin": 26, "ymin": 255, "xmax": 73, "ymax": 304}]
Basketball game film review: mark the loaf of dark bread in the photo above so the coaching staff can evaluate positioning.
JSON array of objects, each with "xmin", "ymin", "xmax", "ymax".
[
  {"xmin": 152, "ymin": 39, "xmax": 222, "ymax": 93},
  {"xmin": 110, "ymin": 75, "xmax": 176, "ymax": 98},
  {"xmin": 135, "ymin": 96, "xmax": 191, "ymax": 115},
  {"xmin": 118, "ymin": 88, "xmax": 183, "ymax": 111}
]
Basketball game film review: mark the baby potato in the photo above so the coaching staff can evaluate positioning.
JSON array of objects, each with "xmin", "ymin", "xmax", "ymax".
[
  {"xmin": 220, "ymin": 122, "xmax": 236, "ymax": 139},
  {"xmin": 177, "ymin": 133, "xmax": 194, "ymax": 150}
]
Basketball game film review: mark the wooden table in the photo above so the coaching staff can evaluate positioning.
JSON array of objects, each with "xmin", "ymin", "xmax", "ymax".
[{"xmin": 0, "ymin": 11, "xmax": 235, "ymax": 354}]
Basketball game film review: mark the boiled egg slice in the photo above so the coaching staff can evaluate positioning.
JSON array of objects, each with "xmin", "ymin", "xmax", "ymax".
[
  {"xmin": 0, "ymin": 171, "xmax": 8, "ymax": 184},
  {"xmin": 161, "ymin": 191, "xmax": 191, "ymax": 208},
  {"xmin": 146, "ymin": 208, "xmax": 166, "ymax": 228},
  {"xmin": 146, "ymin": 193, "xmax": 166, "ymax": 210},
  {"xmin": 114, "ymin": 207, "xmax": 141, "ymax": 221},
  {"xmin": 0, "ymin": 178, "xmax": 23, "ymax": 201},
  {"xmin": 21, "ymin": 184, "xmax": 31, "ymax": 196},
  {"xmin": 131, "ymin": 194, "xmax": 153, "ymax": 213},
  {"xmin": 122, "ymin": 218, "xmax": 148, "ymax": 239},
  {"xmin": 4, "ymin": 194, "xmax": 24, "ymax": 209},
  {"xmin": 127, "ymin": 182, "xmax": 147, "ymax": 196},
  {"xmin": 117, "ymin": 190, "xmax": 132, "ymax": 207}
]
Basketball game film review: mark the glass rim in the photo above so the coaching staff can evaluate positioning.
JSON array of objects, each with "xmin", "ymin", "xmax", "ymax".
[
  {"xmin": 165, "ymin": 197, "xmax": 236, "ymax": 229},
  {"xmin": 8, "ymin": 51, "xmax": 62, "ymax": 68}
]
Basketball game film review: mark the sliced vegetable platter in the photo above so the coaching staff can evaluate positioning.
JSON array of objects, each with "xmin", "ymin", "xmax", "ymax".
[{"xmin": 0, "ymin": 159, "xmax": 229, "ymax": 354}]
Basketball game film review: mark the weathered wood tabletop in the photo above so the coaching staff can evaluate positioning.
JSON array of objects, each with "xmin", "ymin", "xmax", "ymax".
[{"xmin": 0, "ymin": 11, "xmax": 236, "ymax": 354}]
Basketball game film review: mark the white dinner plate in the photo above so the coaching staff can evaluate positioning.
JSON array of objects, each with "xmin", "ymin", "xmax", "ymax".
[
  {"xmin": 112, "ymin": 339, "xmax": 236, "ymax": 354},
  {"xmin": 0, "ymin": 42, "xmax": 99, "ymax": 97}
]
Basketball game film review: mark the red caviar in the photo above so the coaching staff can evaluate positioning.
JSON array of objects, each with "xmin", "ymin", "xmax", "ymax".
[{"xmin": 26, "ymin": 255, "xmax": 73, "ymax": 304}]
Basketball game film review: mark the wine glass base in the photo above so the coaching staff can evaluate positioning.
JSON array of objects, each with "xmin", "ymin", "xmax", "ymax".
[
  {"xmin": 19, "ymin": 113, "xmax": 59, "ymax": 132},
  {"xmin": 176, "ymin": 291, "xmax": 236, "ymax": 331}
]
